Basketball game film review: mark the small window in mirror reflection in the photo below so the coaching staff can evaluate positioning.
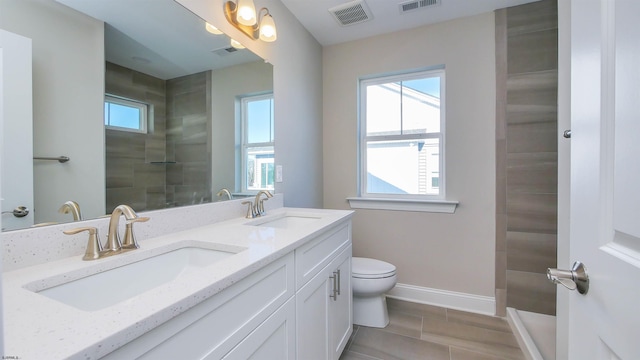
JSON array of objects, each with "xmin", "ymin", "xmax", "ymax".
[
  {"xmin": 241, "ymin": 93, "xmax": 274, "ymax": 192},
  {"xmin": 104, "ymin": 95, "xmax": 148, "ymax": 133}
]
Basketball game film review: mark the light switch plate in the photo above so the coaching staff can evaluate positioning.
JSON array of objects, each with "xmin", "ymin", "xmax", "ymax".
[{"xmin": 276, "ymin": 165, "xmax": 283, "ymax": 182}]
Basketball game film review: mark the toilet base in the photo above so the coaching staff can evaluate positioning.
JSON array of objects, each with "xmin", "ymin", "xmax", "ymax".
[{"xmin": 353, "ymin": 294, "xmax": 389, "ymax": 328}]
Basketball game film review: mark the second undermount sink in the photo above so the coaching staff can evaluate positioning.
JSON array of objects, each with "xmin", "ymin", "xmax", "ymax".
[
  {"xmin": 246, "ymin": 212, "xmax": 322, "ymax": 229},
  {"xmin": 29, "ymin": 244, "xmax": 245, "ymax": 311}
]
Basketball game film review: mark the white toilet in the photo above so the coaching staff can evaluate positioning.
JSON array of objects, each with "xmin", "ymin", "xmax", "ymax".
[{"xmin": 351, "ymin": 257, "xmax": 397, "ymax": 328}]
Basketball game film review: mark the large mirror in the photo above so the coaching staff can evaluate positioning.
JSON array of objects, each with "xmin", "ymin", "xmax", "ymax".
[{"xmin": 0, "ymin": 0, "xmax": 274, "ymax": 231}]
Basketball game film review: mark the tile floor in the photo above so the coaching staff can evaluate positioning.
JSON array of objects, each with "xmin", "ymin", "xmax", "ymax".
[{"xmin": 339, "ymin": 298, "xmax": 526, "ymax": 360}]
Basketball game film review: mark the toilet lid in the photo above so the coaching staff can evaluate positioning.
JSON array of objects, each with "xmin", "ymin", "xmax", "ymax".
[{"xmin": 352, "ymin": 257, "xmax": 396, "ymax": 279}]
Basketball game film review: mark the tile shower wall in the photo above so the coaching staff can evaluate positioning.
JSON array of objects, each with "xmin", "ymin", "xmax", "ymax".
[
  {"xmin": 105, "ymin": 62, "xmax": 167, "ymax": 212},
  {"xmin": 495, "ymin": 0, "xmax": 558, "ymax": 316},
  {"xmin": 105, "ymin": 63, "xmax": 212, "ymax": 212},
  {"xmin": 166, "ymin": 72, "xmax": 212, "ymax": 207}
]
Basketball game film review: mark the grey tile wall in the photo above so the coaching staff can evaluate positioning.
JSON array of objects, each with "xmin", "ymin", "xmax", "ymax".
[
  {"xmin": 105, "ymin": 63, "xmax": 212, "ymax": 212},
  {"xmin": 105, "ymin": 62, "xmax": 167, "ymax": 213},
  {"xmin": 496, "ymin": 0, "xmax": 558, "ymax": 316},
  {"xmin": 166, "ymin": 72, "xmax": 212, "ymax": 207}
]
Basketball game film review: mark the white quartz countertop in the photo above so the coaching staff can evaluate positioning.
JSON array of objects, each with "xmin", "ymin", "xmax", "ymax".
[{"xmin": 3, "ymin": 207, "xmax": 353, "ymax": 360}]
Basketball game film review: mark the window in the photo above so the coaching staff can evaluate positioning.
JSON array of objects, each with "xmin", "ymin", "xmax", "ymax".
[
  {"xmin": 352, "ymin": 67, "xmax": 456, "ymax": 212},
  {"xmin": 104, "ymin": 95, "xmax": 148, "ymax": 133},
  {"xmin": 241, "ymin": 93, "xmax": 274, "ymax": 192}
]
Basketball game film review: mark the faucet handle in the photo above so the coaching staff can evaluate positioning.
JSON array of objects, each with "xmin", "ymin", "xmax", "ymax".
[
  {"xmin": 122, "ymin": 217, "xmax": 150, "ymax": 250},
  {"xmin": 63, "ymin": 227, "xmax": 103, "ymax": 261},
  {"xmin": 257, "ymin": 196, "xmax": 269, "ymax": 215},
  {"xmin": 242, "ymin": 201, "xmax": 256, "ymax": 219}
]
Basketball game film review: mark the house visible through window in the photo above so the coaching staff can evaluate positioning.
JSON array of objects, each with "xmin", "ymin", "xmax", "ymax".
[
  {"xmin": 359, "ymin": 68, "xmax": 445, "ymax": 198},
  {"xmin": 104, "ymin": 95, "xmax": 148, "ymax": 133},
  {"xmin": 241, "ymin": 93, "xmax": 274, "ymax": 192}
]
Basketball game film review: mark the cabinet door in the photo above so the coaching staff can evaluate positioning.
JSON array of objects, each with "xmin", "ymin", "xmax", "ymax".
[
  {"xmin": 296, "ymin": 264, "xmax": 332, "ymax": 360},
  {"xmin": 330, "ymin": 246, "xmax": 352, "ymax": 360},
  {"xmin": 220, "ymin": 297, "xmax": 296, "ymax": 360}
]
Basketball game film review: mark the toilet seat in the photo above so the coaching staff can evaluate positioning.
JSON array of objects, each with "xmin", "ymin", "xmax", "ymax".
[{"xmin": 352, "ymin": 257, "xmax": 396, "ymax": 279}]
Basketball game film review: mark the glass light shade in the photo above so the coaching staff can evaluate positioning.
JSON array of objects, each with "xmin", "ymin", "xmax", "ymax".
[
  {"xmin": 236, "ymin": 0, "xmax": 257, "ymax": 26},
  {"xmin": 259, "ymin": 14, "xmax": 277, "ymax": 42},
  {"xmin": 230, "ymin": 38, "xmax": 246, "ymax": 49},
  {"xmin": 205, "ymin": 22, "xmax": 223, "ymax": 35}
]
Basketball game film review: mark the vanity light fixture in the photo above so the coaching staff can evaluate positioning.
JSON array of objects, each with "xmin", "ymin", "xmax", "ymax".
[
  {"xmin": 230, "ymin": 38, "xmax": 246, "ymax": 49},
  {"xmin": 224, "ymin": 0, "xmax": 277, "ymax": 42},
  {"xmin": 205, "ymin": 22, "xmax": 223, "ymax": 35}
]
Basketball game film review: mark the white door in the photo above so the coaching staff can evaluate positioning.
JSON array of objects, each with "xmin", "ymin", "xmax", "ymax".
[
  {"xmin": 566, "ymin": 0, "xmax": 640, "ymax": 358},
  {"xmin": 0, "ymin": 29, "xmax": 33, "ymax": 231}
]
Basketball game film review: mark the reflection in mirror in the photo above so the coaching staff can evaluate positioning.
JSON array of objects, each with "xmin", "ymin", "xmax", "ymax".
[{"xmin": 0, "ymin": 0, "xmax": 273, "ymax": 231}]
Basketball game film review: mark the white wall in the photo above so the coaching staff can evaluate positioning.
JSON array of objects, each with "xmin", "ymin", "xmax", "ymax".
[
  {"xmin": 0, "ymin": 0, "xmax": 105, "ymax": 223},
  {"xmin": 177, "ymin": 0, "xmax": 324, "ymax": 208},
  {"xmin": 210, "ymin": 61, "xmax": 273, "ymax": 194},
  {"xmin": 323, "ymin": 13, "xmax": 497, "ymax": 298}
]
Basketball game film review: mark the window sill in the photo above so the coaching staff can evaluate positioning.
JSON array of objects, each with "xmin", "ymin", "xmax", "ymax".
[{"xmin": 346, "ymin": 197, "xmax": 458, "ymax": 214}]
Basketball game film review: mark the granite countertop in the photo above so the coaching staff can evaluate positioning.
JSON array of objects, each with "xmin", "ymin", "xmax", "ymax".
[{"xmin": 3, "ymin": 207, "xmax": 352, "ymax": 360}]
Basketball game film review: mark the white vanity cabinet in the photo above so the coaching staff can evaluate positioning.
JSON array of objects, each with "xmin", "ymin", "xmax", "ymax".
[
  {"xmin": 99, "ymin": 218, "xmax": 352, "ymax": 360},
  {"xmin": 295, "ymin": 223, "xmax": 353, "ymax": 360},
  {"xmin": 102, "ymin": 253, "xmax": 296, "ymax": 360}
]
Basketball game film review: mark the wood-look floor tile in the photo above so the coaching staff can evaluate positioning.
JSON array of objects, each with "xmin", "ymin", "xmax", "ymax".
[
  {"xmin": 339, "ymin": 350, "xmax": 383, "ymax": 360},
  {"xmin": 451, "ymin": 346, "xmax": 517, "ymax": 360},
  {"xmin": 446, "ymin": 309, "xmax": 513, "ymax": 333},
  {"xmin": 349, "ymin": 327, "xmax": 450, "ymax": 360},
  {"xmin": 387, "ymin": 298, "xmax": 447, "ymax": 320},
  {"xmin": 421, "ymin": 315, "xmax": 524, "ymax": 360},
  {"xmin": 382, "ymin": 308, "xmax": 422, "ymax": 339}
]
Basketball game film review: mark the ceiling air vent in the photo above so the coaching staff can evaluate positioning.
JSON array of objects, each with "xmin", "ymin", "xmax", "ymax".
[
  {"xmin": 212, "ymin": 47, "xmax": 238, "ymax": 57},
  {"xmin": 328, "ymin": 0, "xmax": 373, "ymax": 27},
  {"xmin": 399, "ymin": 0, "xmax": 441, "ymax": 13}
]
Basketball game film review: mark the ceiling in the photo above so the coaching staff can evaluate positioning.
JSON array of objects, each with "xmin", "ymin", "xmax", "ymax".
[
  {"xmin": 54, "ymin": 0, "xmax": 261, "ymax": 80},
  {"xmin": 279, "ymin": 0, "xmax": 540, "ymax": 46},
  {"xmin": 52, "ymin": 0, "xmax": 541, "ymax": 78}
]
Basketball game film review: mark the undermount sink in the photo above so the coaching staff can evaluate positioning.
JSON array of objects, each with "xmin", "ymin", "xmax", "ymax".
[
  {"xmin": 246, "ymin": 213, "xmax": 322, "ymax": 229},
  {"xmin": 30, "ymin": 244, "xmax": 245, "ymax": 311}
]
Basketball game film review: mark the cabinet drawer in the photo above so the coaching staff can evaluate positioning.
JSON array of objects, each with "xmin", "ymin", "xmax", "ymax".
[
  {"xmin": 102, "ymin": 252, "xmax": 295, "ymax": 360},
  {"xmin": 295, "ymin": 222, "xmax": 350, "ymax": 289}
]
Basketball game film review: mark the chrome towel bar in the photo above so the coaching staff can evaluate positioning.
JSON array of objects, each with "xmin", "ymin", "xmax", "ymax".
[{"xmin": 33, "ymin": 156, "xmax": 70, "ymax": 163}]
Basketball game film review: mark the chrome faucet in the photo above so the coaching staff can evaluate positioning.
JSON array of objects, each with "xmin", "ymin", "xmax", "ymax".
[
  {"xmin": 58, "ymin": 200, "xmax": 82, "ymax": 221},
  {"xmin": 254, "ymin": 190, "xmax": 273, "ymax": 216},
  {"xmin": 216, "ymin": 188, "xmax": 233, "ymax": 200}
]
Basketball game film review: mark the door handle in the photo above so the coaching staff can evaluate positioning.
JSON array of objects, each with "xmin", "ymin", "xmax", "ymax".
[
  {"xmin": 547, "ymin": 261, "xmax": 589, "ymax": 295},
  {"xmin": 1, "ymin": 206, "xmax": 29, "ymax": 218}
]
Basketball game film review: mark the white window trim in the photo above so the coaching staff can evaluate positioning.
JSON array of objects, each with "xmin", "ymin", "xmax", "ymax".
[
  {"xmin": 240, "ymin": 92, "xmax": 274, "ymax": 193},
  {"xmin": 104, "ymin": 94, "xmax": 148, "ymax": 134},
  {"xmin": 355, "ymin": 67, "xmax": 457, "ymax": 213}
]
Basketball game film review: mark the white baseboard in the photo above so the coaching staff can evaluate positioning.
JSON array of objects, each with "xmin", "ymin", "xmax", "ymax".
[{"xmin": 386, "ymin": 283, "xmax": 496, "ymax": 316}]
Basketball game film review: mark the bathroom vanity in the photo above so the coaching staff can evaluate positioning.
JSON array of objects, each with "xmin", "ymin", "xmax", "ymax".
[{"xmin": 2, "ymin": 204, "xmax": 353, "ymax": 359}]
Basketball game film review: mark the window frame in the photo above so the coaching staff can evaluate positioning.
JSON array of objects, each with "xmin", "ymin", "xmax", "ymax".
[
  {"xmin": 358, "ymin": 67, "xmax": 447, "ymax": 201},
  {"xmin": 104, "ymin": 94, "xmax": 148, "ymax": 134},
  {"xmin": 240, "ymin": 92, "xmax": 275, "ymax": 193}
]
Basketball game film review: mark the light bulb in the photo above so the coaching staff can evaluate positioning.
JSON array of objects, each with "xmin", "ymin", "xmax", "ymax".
[
  {"xmin": 205, "ymin": 22, "xmax": 223, "ymax": 35},
  {"xmin": 230, "ymin": 39, "xmax": 245, "ymax": 49},
  {"xmin": 236, "ymin": 0, "xmax": 256, "ymax": 26},
  {"xmin": 259, "ymin": 14, "xmax": 277, "ymax": 42}
]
